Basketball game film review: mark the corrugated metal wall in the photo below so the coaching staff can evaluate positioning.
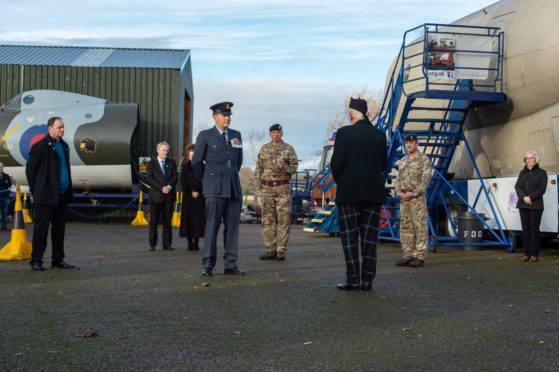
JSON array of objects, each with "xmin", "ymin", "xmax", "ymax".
[{"xmin": 0, "ymin": 64, "xmax": 183, "ymax": 157}]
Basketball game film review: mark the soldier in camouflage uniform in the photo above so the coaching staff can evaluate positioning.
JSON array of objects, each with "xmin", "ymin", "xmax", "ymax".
[
  {"xmin": 255, "ymin": 124, "xmax": 298, "ymax": 260},
  {"xmin": 394, "ymin": 134, "xmax": 432, "ymax": 267}
]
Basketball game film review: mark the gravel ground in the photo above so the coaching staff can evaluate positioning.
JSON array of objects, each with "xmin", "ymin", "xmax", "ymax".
[{"xmin": 0, "ymin": 222, "xmax": 558, "ymax": 371}]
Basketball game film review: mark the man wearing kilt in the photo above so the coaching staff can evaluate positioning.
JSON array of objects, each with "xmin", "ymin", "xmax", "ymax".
[{"xmin": 330, "ymin": 97, "xmax": 387, "ymax": 291}]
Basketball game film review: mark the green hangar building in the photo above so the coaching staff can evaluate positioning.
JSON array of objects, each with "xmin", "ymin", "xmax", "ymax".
[{"xmin": 0, "ymin": 45, "xmax": 193, "ymax": 163}]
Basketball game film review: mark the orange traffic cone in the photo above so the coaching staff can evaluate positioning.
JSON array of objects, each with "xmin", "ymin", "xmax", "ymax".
[
  {"xmin": 22, "ymin": 191, "xmax": 33, "ymax": 223},
  {"xmin": 0, "ymin": 185, "xmax": 32, "ymax": 260},
  {"xmin": 131, "ymin": 191, "xmax": 149, "ymax": 226},
  {"xmin": 171, "ymin": 192, "xmax": 182, "ymax": 228}
]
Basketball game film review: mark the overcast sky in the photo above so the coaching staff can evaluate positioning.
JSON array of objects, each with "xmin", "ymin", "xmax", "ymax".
[{"xmin": 1, "ymin": 0, "xmax": 498, "ymax": 166}]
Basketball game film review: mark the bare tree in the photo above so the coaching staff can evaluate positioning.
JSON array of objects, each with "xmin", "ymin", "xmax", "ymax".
[
  {"xmin": 192, "ymin": 121, "xmax": 213, "ymax": 141},
  {"xmin": 243, "ymin": 128, "xmax": 268, "ymax": 165},
  {"xmin": 239, "ymin": 166, "xmax": 255, "ymax": 194},
  {"xmin": 325, "ymin": 87, "xmax": 384, "ymax": 135}
]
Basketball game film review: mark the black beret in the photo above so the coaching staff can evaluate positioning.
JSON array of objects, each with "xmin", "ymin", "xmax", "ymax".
[
  {"xmin": 349, "ymin": 97, "xmax": 368, "ymax": 115},
  {"xmin": 210, "ymin": 101, "xmax": 234, "ymax": 115},
  {"xmin": 404, "ymin": 134, "xmax": 418, "ymax": 142},
  {"xmin": 269, "ymin": 123, "xmax": 282, "ymax": 131}
]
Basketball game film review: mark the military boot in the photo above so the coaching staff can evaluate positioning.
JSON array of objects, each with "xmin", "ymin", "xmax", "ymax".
[
  {"xmin": 260, "ymin": 251, "xmax": 277, "ymax": 260},
  {"xmin": 409, "ymin": 258, "xmax": 424, "ymax": 267},
  {"xmin": 276, "ymin": 251, "xmax": 285, "ymax": 261},
  {"xmin": 395, "ymin": 257, "xmax": 414, "ymax": 266}
]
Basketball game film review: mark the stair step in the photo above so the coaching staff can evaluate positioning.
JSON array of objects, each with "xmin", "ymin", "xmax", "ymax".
[
  {"xmin": 410, "ymin": 90, "xmax": 507, "ymax": 102},
  {"xmin": 328, "ymin": 201, "xmax": 336, "ymax": 206},
  {"xmin": 410, "ymin": 106, "xmax": 468, "ymax": 113},
  {"xmin": 312, "ymin": 218, "xmax": 324, "ymax": 223},
  {"xmin": 319, "ymin": 209, "xmax": 332, "ymax": 215},
  {"xmin": 406, "ymin": 118, "xmax": 463, "ymax": 124},
  {"xmin": 403, "ymin": 130, "xmax": 462, "ymax": 137},
  {"xmin": 426, "ymin": 153, "xmax": 452, "ymax": 159},
  {"xmin": 303, "ymin": 227, "xmax": 317, "ymax": 233}
]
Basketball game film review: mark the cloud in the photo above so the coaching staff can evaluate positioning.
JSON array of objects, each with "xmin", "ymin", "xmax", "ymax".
[
  {"xmin": 1, "ymin": 0, "xmax": 498, "ymax": 65},
  {"xmin": 193, "ymin": 76, "xmax": 354, "ymax": 165},
  {"xmin": 0, "ymin": 0, "xmax": 499, "ymax": 166}
]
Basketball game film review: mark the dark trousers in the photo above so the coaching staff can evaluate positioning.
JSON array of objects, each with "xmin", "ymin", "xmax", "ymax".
[
  {"xmin": 337, "ymin": 202, "xmax": 381, "ymax": 283},
  {"xmin": 203, "ymin": 197, "xmax": 241, "ymax": 270},
  {"xmin": 0, "ymin": 197, "xmax": 9, "ymax": 228},
  {"xmin": 519, "ymin": 208, "xmax": 543, "ymax": 257},
  {"xmin": 31, "ymin": 195, "xmax": 69, "ymax": 264},
  {"xmin": 149, "ymin": 200, "xmax": 174, "ymax": 248}
]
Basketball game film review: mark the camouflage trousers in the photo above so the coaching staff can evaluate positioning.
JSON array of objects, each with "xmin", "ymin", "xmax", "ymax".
[
  {"xmin": 260, "ymin": 185, "xmax": 292, "ymax": 253},
  {"xmin": 400, "ymin": 196, "xmax": 428, "ymax": 260}
]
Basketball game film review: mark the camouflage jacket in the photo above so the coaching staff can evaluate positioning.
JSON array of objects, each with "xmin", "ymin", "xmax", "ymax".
[
  {"xmin": 255, "ymin": 140, "xmax": 298, "ymax": 189},
  {"xmin": 395, "ymin": 150, "xmax": 432, "ymax": 198}
]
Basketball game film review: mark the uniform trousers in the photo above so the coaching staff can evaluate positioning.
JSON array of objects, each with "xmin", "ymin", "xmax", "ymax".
[
  {"xmin": 399, "ymin": 197, "xmax": 428, "ymax": 260},
  {"xmin": 31, "ymin": 194, "xmax": 69, "ymax": 264},
  {"xmin": 519, "ymin": 208, "xmax": 544, "ymax": 257},
  {"xmin": 0, "ymin": 197, "xmax": 9, "ymax": 229},
  {"xmin": 261, "ymin": 185, "xmax": 292, "ymax": 253},
  {"xmin": 337, "ymin": 202, "xmax": 381, "ymax": 284},
  {"xmin": 203, "ymin": 197, "xmax": 241, "ymax": 270},
  {"xmin": 149, "ymin": 200, "xmax": 174, "ymax": 248}
]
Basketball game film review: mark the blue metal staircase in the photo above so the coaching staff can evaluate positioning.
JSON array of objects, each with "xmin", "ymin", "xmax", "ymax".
[
  {"xmin": 303, "ymin": 167, "xmax": 339, "ymax": 234},
  {"xmin": 307, "ymin": 23, "xmax": 513, "ymax": 251}
]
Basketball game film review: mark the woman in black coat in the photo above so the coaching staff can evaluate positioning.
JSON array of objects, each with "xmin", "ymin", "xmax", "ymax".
[
  {"xmin": 179, "ymin": 144, "xmax": 205, "ymax": 251},
  {"xmin": 514, "ymin": 150, "xmax": 547, "ymax": 262}
]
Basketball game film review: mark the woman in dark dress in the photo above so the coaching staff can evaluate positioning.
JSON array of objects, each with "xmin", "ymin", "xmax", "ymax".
[
  {"xmin": 179, "ymin": 144, "xmax": 205, "ymax": 251},
  {"xmin": 515, "ymin": 150, "xmax": 547, "ymax": 262}
]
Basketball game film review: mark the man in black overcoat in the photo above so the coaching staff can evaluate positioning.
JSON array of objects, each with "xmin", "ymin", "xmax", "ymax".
[
  {"xmin": 330, "ymin": 98, "xmax": 387, "ymax": 291},
  {"xmin": 0, "ymin": 162, "xmax": 13, "ymax": 230},
  {"xmin": 26, "ymin": 116, "xmax": 75, "ymax": 271},
  {"xmin": 146, "ymin": 142, "xmax": 178, "ymax": 251}
]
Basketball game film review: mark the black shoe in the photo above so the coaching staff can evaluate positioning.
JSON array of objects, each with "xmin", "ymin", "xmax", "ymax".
[
  {"xmin": 163, "ymin": 246, "xmax": 175, "ymax": 251},
  {"xmin": 361, "ymin": 281, "xmax": 373, "ymax": 291},
  {"xmin": 51, "ymin": 261, "xmax": 76, "ymax": 269},
  {"xmin": 202, "ymin": 269, "xmax": 213, "ymax": 277},
  {"xmin": 224, "ymin": 267, "xmax": 246, "ymax": 276},
  {"xmin": 336, "ymin": 282, "xmax": 360, "ymax": 290},
  {"xmin": 149, "ymin": 247, "xmax": 156, "ymax": 251},
  {"xmin": 30, "ymin": 262, "xmax": 45, "ymax": 271}
]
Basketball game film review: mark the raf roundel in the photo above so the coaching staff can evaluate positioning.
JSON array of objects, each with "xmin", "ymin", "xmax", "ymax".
[{"xmin": 20, "ymin": 124, "xmax": 48, "ymax": 161}]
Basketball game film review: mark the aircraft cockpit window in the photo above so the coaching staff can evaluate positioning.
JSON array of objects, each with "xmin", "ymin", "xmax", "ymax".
[
  {"xmin": 22, "ymin": 95, "xmax": 35, "ymax": 105},
  {"xmin": 0, "ymin": 94, "xmax": 22, "ymax": 112}
]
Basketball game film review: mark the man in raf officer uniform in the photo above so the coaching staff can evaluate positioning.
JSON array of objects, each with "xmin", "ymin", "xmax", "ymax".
[
  {"xmin": 255, "ymin": 123, "xmax": 298, "ymax": 261},
  {"xmin": 192, "ymin": 102, "xmax": 245, "ymax": 276},
  {"xmin": 395, "ymin": 134, "xmax": 432, "ymax": 268}
]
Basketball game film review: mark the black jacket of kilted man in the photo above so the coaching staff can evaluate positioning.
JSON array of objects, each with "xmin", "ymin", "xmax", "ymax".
[{"xmin": 330, "ymin": 119, "xmax": 387, "ymax": 204}]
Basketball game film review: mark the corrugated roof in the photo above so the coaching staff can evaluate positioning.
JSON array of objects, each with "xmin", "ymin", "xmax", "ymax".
[{"xmin": 0, "ymin": 45, "xmax": 190, "ymax": 69}]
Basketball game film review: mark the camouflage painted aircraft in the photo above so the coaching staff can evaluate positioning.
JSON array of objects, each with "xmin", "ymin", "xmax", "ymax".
[{"xmin": 0, "ymin": 90, "xmax": 138, "ymax": 189}]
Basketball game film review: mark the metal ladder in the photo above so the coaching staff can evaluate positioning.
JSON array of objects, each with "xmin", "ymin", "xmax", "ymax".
[
  {"xmin": 306, "ymin": 23, "xmax": 513, "ymax": 251},
  {"xmin": 378, "ymin": 23, "xmax": 510, "ymax": 250}
]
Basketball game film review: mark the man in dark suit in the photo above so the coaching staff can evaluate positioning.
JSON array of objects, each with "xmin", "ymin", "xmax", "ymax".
[
  {"xmin": 192, "ymin": 102, "xmax": 245, "ymax": 276},
  {"xmin": 26, "ymin": 116, "xmax": 75, "ymax": 271},
  {"xmin": 146, "ymin": 141, "xmax": 178, "ymax": 251},
  {"xmin": 0, "ymin": 162, "xmax": 13, "ymax": 230},
  {"xmin": 330, "ymin": 98, "xmax": 387, "ymax": 291}
]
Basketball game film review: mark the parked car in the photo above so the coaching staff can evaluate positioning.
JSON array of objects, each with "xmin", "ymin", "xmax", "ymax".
[{"xmin": 240, "ymin": 205, "xmax": 261, "ymax": 223}]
